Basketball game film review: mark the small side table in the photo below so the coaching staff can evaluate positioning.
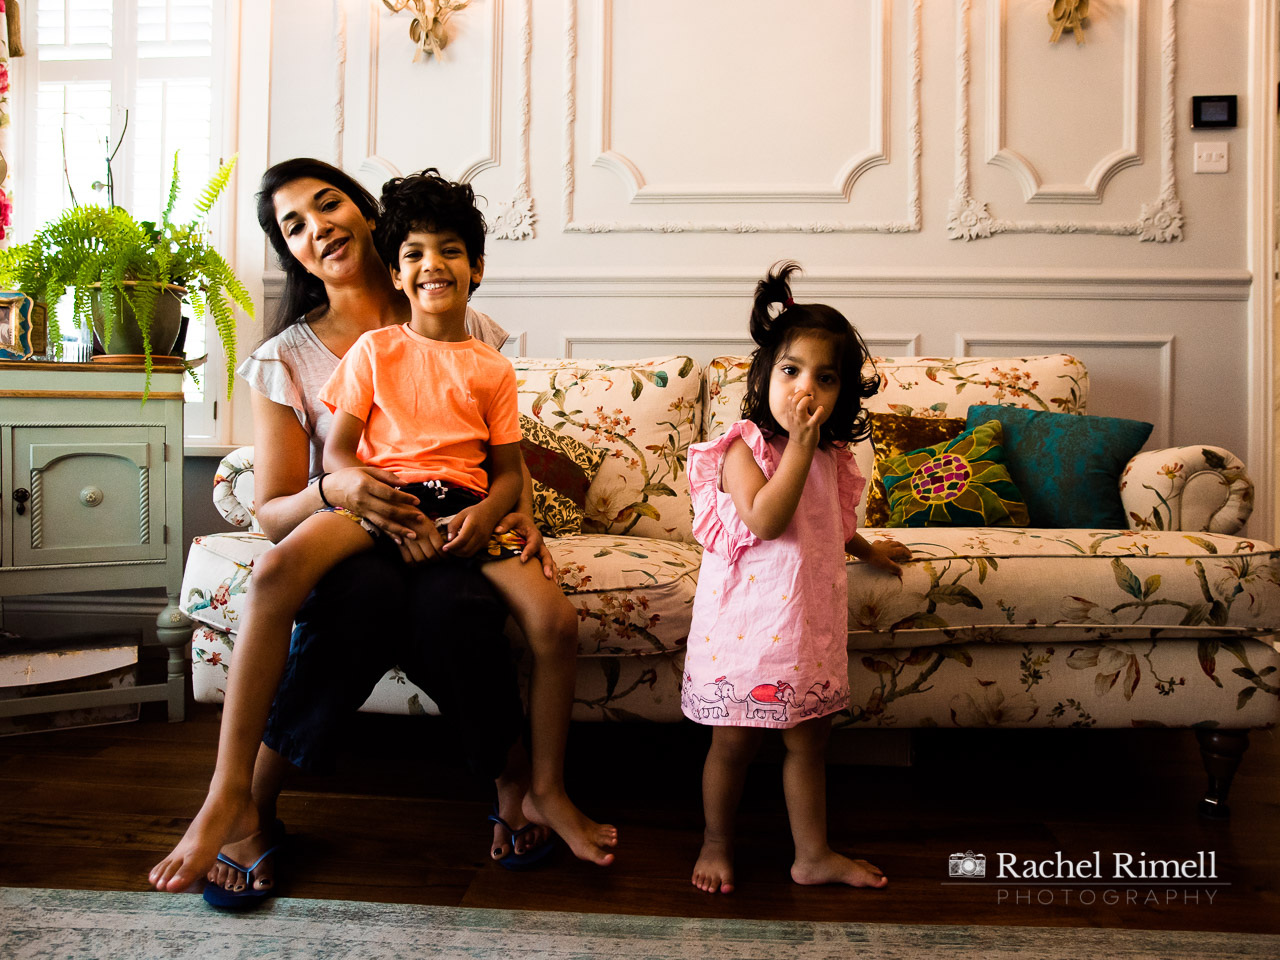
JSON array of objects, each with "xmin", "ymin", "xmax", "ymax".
[{"xmin": 0, "ymin": 360, "xmax": 192, "ymax": 721}]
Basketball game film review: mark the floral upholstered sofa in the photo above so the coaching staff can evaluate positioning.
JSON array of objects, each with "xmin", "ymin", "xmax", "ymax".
[{"xmin": 182, "ymin": 353, "xmax": 1280, "ymax": 816}]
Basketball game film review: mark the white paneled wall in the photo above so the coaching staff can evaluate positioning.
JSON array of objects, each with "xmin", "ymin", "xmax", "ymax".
[{"xmin": 253, "ymin": 0, "xmax": 1267, "ymax": 535}]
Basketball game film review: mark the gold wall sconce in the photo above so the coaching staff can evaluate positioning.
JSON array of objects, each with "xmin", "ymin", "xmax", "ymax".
[
  {"xmin": 381, "ymin": 0, "xmax": 470, "ymax": 62},
  {"xmin": 1049, "ymin": 0, "xmax": 1089, "ymax": 45}
]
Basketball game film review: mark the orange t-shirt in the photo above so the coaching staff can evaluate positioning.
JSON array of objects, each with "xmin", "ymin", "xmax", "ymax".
[{"xmin": 318, "ymin": 324, "xmax": 521, "ymax": 495}]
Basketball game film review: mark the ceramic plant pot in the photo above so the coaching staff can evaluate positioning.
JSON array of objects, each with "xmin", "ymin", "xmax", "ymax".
[{"xmin": 89, "ymin": 282, "xmax": 186, "ymax": 358}]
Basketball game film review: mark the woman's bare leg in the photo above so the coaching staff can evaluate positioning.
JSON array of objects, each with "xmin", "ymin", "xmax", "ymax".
[
  {"xmin": 692, "ymin": 726, "xmax": 763, "ymax": 893},
  {"xmin": 482, "ymin": 557, "xmax": 617, "ymax": 865},
  {"xmin": 149, "ymin": 514, "xmax": 373, "ymax": 892},
  {"xmin": 781, "ymin": 717, "xmax": 887, "ymax": 888}
]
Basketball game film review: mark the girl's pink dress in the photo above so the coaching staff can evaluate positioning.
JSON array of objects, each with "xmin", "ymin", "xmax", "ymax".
[{"xmin": 681, "ymin": 420, "xmax": 865, "ymax": 729}]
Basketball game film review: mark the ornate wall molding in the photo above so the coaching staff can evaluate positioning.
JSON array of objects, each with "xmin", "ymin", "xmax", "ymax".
[
  {"xmin": 957, "ymin": 332, "xmax": 1174, "ymax": 446},
  {"xmin": 348, "ymin": 0, "xmax": 535, "ymax": 240},
  {"xmin": 986, "ymin": 0, "xmax": 1142, "ymax": 204},
  {"xmin": 950, "ymin": 0, "xmax": 1182, "ymax": 241},
  {"xmin": 591, "ymin": 0, "xmax": 891, "ymax": 204},
  {"xmin": 561, "ymin": 332, "xmax": 922, "ymax": 360},
  {"xmin": 562, "ymin": 0, "xmax": 923, "ymax": 233}
]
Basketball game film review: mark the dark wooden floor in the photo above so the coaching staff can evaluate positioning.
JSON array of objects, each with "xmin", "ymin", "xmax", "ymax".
[{"xmin": 0, "ymin": 701, "xmax": 1277, "ymax": 933}]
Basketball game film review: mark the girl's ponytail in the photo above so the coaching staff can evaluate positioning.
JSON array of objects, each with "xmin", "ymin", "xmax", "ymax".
[{"xmin": 749, "ymin": 261, "xmax": 801, "ymax": 349}]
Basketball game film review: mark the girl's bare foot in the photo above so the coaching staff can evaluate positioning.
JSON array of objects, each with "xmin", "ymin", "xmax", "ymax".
[
  {"xmin": 791, "ymin": 850, "xmax": 888, "ymax": 888},
  {"xmin": 523, "ymin": 789, "xmax": 617, "ymax": 866},
  {"xmin": 149, "ymin": 787, "xmax": 260, "ymax": 893},
  {"xmin": 691, "ymin": 837, "xmax": 735, "ymax": 893}
]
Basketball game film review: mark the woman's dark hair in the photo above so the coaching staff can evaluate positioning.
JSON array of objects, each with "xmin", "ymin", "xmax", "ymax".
[
  {"xmin": 375, "ymin": 168, "xmax": 486, "ymax": 296},
  {"xmin": 255, "ymin": 158, "xmax": 380, "ymax": 341},
  {"xmin": 741, "ymin": 261, "xmax": 880, "ymax": 446}
]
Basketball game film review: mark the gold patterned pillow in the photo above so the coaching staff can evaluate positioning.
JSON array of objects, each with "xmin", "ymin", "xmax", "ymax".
[
  {"xmin": 520, "ymin": 414, "xmax": 606, "ymax": 537},
  {"xmin": 866, "ymin": 412, "xmax": 967, "ymax": 526}
]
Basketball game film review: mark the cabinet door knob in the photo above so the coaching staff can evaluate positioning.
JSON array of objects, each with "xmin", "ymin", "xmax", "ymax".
[
  {"xmin": 80, "ymin": 486, "xmax": 104, "ymax": 507},
  {"xmin": 13, "ymin": 488, "xmax": 29, "ymax": 516}
]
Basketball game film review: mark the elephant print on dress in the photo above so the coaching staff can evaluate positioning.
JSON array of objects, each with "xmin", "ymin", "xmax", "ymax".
[
  {"xmin": 682, "ymin": 674, "xmax": 740, "ymax": 721},
  {"xmin": 744, "ymin": 681, "xmax": 795, "ymax": 723}
]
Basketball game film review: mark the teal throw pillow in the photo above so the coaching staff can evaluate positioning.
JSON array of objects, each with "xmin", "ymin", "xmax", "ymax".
[
  {"xmin": 964, "ymin": 406, "xmax": 1152, "ymax": 528},
  {"xmin": 880, "ymin": 419, "xmax": 1029, "ymax": 528}
]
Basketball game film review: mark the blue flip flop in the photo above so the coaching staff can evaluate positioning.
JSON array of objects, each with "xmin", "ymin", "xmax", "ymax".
[
  {"xmin": 487, "ymin": 810, "xmax": 555, "ymax": 871},
  {"xmin": 202, "ymin": 830, "xmax": 285, "ymax": 910}
]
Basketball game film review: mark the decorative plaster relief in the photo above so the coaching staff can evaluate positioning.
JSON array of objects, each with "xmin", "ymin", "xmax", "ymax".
[
  {"xmin": 987, "ymin": 0, "xmax": 1142, "ymax": 203},
  {"xmin": 958, "ymin": 333, "xmax": 1174, "ymax": 446},
  {"xmin": 562, "ymin": 0, "xmax": 923, "ymax": 233},
  {"xmin": 950, "ymin": 0, "xmax": 1182, "ymax": 241},
  {"xmin": 346, "ymin": 0, "xmax": 536, "ymax": 240}
]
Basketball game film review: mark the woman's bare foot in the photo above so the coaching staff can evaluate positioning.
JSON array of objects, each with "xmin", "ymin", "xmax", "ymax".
[
  {"xmin": 492, "ymin": 771, "xmax": 549, "ymax": 861},
  {"xmin": 691, "ymin": 837, "xmax": 735, "ymax": 893},
  {"xmin": 149, "ymin": 787, "xmax": 260, "ymax": 893},
  {"xmin": 206, "ymin": 823, "xmax": 280, "ymax": 894},
  {"xmin": 791, "ymin": 850, "xmax": 888, "ymax": 888},
  {"xmin": 523, "ymin": 789, "xmax": 616, "ymax": 866}
]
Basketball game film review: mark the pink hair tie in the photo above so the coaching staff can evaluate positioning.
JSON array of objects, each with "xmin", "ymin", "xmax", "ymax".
[{"xmin": 784, "ymin": 297, "xmax": 794, "ymax": 308}]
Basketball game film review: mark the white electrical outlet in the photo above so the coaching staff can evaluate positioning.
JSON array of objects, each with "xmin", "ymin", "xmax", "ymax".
[{"xmin": 1194, "ymin": 141, "xmax": 1228, "ymax": 174}]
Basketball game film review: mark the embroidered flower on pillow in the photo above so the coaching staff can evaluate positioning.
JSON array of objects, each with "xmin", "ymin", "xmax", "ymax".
[{"xmin": 879, "ymin": 420, "xmax": 1029, "ymax": 527}]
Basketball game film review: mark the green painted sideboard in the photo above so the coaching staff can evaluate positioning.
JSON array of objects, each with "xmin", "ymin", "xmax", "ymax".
[{"xmin": 0, "ymin": 361, "xmax": 191, "ymax": 721}]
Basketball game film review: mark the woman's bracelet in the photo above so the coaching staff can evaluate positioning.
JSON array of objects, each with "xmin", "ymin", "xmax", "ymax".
[{"xmin": 317, "ymin": 472, "xmax": 335, "ymax": 508}]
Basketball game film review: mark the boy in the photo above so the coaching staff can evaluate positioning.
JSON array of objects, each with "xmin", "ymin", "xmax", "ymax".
[{"xmin": 318, "ymin": 170, "xmax": 617, "ymax": 867}]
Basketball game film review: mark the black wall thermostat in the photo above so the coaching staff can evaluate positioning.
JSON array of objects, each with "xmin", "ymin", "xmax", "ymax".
[{"xmin": 1192, "ymin": 95, "xmax": 1237, "ymax": 128}]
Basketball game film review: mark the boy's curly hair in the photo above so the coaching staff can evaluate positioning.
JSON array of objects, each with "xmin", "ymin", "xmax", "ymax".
[
  {"xmin": 741, "ymin": 261, "xmax": 880, "ymax": 446},
  {"xmin": 376, "ymin": 168, "xmax": 487, "ymax": 295}
]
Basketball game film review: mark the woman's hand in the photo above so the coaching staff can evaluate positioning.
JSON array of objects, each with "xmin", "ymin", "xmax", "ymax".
[
  {"xmin": 397, "ymin": 512, "xmax": 446, "ymax": 564},
  {"xmin": 324, "ymin": 466, "xmax": 424, "ymax": 542},
  {"xmin": 494, "ymin": 511, "xmax": 557, "ymax": 580}
]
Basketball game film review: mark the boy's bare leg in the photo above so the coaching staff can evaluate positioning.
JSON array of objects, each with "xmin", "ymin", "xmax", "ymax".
[
  {"xmin": 781, "ymin": 717, "xmax": 887, "ymax": 888},
  {"xmin": 481, "ymin": 556, "xmax": 618, "ymax": 865},
  {"xmin": 149, "ymin": 514, "xmax": 374, "ymax": 892},
  {"xmin": 693, "ymin": 725, "xmax": 763, "ymax": 894},
  {"xmin": 207, "ymin": 744, "xmax": 291, "ymax": 893}
]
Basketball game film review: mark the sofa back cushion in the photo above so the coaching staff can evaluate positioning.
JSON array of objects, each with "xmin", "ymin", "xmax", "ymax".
[
  {"xmin": 513, "ymin": 356, "xmax": 703, "ymax": 543},
  {"xmin": 704, "ymin": 354, "xmax": 1090, "ymax": 522}
]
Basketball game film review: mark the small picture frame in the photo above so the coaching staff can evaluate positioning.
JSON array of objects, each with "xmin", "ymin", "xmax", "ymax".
[{"xmin": 1191, "ymin": 95, "xmax": 1237, "ymax": 129}]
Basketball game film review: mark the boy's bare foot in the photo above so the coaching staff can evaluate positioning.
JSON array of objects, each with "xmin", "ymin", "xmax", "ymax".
[
  {"xmin": 791, "ymin": 850, "xmax": 888, "ymax": 888},
  {"xmin": 523, "ymin": 789, "xmax": 617, "ymax": 866},
  {"xmin": 149, "ymin": 787, "xmax": 260, "ymax": 893},
  {"xmin": 206, "ymin": 825, "xmax": 279, "ymax": 894},
  {"xmin": 691, "ymin": 837, "xmax": 735, "ymax": 894}
]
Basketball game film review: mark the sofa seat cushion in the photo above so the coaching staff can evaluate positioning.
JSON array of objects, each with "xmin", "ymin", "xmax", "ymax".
[
  {"xmin": 183, "ymin": 530, "xmax": 701, "ymax": 661},
  {"xmin": 551, "ymin": 534, "xmax": 700, "ymax": 658},
  {"xmin": 847, "ymin": 528, "xmax": 1280, "ymax": 648}
]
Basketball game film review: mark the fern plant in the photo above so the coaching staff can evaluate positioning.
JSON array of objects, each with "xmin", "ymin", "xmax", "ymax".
[{"xmin": 0, "ymin": 153, "xmax": 253, "ymax": 399}]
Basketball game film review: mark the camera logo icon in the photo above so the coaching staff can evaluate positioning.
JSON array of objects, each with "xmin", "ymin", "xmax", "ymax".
[{"xmin": 949, "ymin": 850, "xmax": 986, "ymax": 878}]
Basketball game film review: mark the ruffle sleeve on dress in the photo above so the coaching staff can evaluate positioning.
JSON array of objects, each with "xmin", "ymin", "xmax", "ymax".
[
  {"xmin": 688, "ymin": 419, "xmax": 775, "ymax": 564},
  {"xmin": 834, "ymin": 445, "xmax": 867, "ymax": 545}
]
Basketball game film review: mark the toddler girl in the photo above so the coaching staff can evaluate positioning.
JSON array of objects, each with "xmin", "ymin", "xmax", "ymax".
[{"xmin": 682, "ymin": 262, "xmax": 909, "ymax": 894}]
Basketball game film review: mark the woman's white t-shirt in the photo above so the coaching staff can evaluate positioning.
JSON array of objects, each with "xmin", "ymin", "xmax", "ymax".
[{"xmin": 238, "ymin": 306, "xmax": 509, "ymax": 482}]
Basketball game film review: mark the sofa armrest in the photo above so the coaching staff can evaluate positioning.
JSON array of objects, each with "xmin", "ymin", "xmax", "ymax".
[
  {"xmin": 213, "ymin": 446, "xmax": 260, "ymax": 531},
  {"xmin": 1120, "ymin": 446, "xmax": 1253, "ymax": 535}
]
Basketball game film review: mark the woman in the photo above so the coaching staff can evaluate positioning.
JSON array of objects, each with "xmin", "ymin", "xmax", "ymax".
[{"xmin": 151, "ymin": 159, "xmax": 553, "ymax": 900}]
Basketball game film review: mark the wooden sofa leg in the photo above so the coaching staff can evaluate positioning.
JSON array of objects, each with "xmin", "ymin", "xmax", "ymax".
[{"xmin": 1195, "ymin": 729, "xmax": 1249, "ymax": 820}]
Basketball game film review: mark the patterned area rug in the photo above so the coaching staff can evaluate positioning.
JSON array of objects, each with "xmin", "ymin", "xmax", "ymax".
[{"xmin": 2, "ymin": 887, "xmax": 1277, "ymax": 959}]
